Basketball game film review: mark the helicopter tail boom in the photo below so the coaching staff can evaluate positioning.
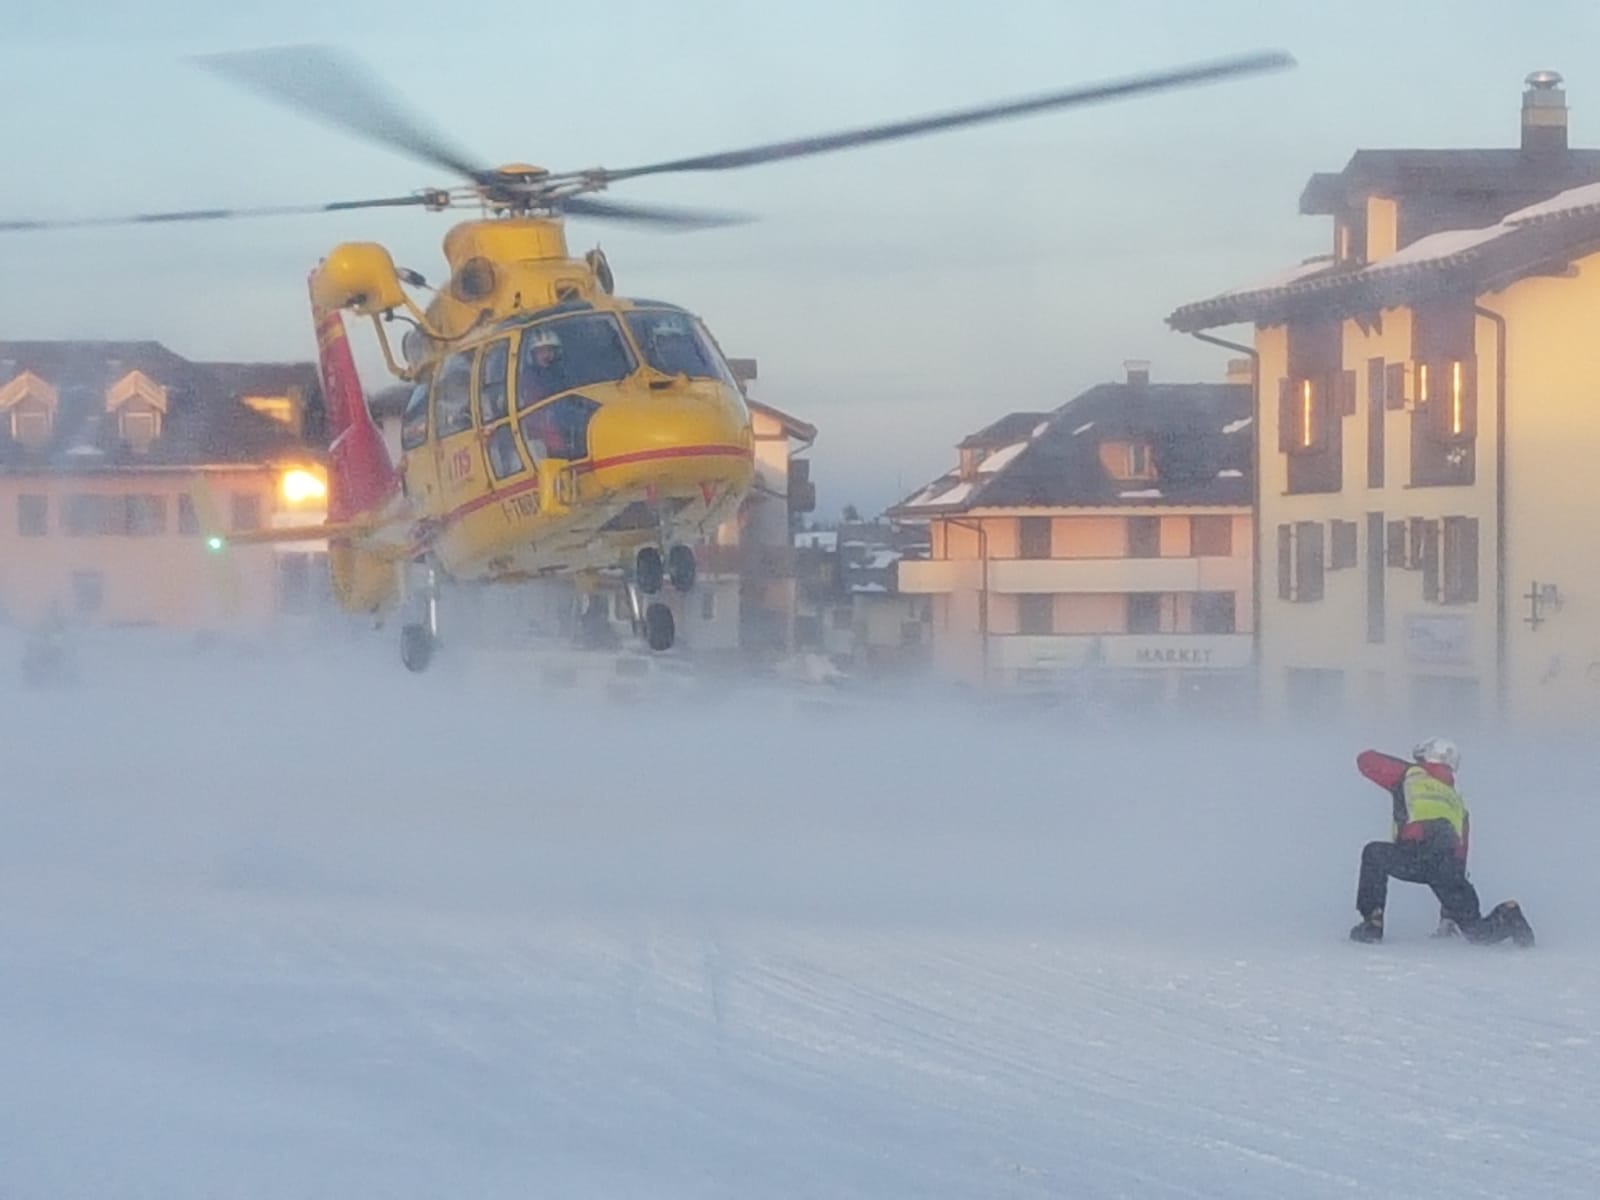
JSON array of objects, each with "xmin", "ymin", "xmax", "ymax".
[{"xmin": 311, "ymin": 279, "xmax": 399, "ymax": 522}]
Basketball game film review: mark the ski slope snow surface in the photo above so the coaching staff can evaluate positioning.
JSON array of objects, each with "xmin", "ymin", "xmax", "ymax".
[{"xmin": 2, "ymin": 635, "xmax": 1597, "ymax": 1198}]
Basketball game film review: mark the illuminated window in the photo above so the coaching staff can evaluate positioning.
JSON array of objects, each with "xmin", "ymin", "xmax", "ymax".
[
  {"xmin": 1278, "ymin": 376, "xmax": 1329, "ymax": 456},
  {"xmin": 1450, "ymin": 362, "xmax": 1463, "ymax": 435},
  {"xmin": 1420, "ymin": 357, "xmax": 1477, "ymax": 447}
]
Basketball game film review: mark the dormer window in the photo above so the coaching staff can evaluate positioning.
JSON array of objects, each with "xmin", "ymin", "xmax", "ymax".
[
  {"xmin": 119, "ymin": 404, "xmax": 160, "ymax": 452},
  {"xmin": 0, "ymin": 370, "xmax": 59, "ymax": 451},
  {"xmin": 1101, "ymin": 440, "xmax": 1156, "ymax": 482},
  {"xmin": 12, "ymin": 398, "xmax": 53, "ymax": 448},
  {"xmin": 105, "ymin": 370, "xmax": 168, "ymax": 453}
]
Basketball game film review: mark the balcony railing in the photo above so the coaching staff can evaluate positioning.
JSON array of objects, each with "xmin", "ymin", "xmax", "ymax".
[
  {"xmin": 900, "ymin": 556, "xmax": 1246, "ymax": 595},
  {"xmin": 989, "ymin": 632, "xmax": 1254, "ymax": 671}
]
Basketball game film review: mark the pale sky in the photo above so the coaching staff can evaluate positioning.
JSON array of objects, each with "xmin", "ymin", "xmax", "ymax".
[{"xmin": 4, "ymin": 0, "xmax": 1598, "ymax": 517}]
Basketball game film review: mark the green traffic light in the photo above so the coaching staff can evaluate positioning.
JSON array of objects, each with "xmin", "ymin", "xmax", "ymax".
[{"xmin": 206, "ymin": 535, "xmax": 225, "ymax": 552}]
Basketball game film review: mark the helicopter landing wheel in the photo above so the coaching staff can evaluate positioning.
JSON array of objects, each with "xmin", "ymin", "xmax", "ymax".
[
  {"xmin": 400, "ymin": 622, "xmax": 435, "ymax": 673},
  {"xmin": 667, "ymin": 544, "xmax": 697, "ymax": 592},
  {"xmin": 643, "ymin": 602, "xmax": 675, "ymax": 651},
  {"xmin": 635, "ymin": 546, "xmax": 664, "ymax": 595}
]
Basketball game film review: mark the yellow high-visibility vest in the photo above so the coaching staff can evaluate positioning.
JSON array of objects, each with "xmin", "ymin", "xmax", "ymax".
[{"xmin": 1395, "ymin": 765, "xmax": 1468, "ymax": 839}]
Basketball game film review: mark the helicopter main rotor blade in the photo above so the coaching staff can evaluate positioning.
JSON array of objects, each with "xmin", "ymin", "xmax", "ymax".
[
  {"xmin": 599, "ymin": 50, "xmax": 1293, "ymax": 182},
  {"xmin": 0, "ymin": 193, "xmax": 439, "ymax": 234},
  {"xmin": 560, "ymin": 195, "xmax": 751, "ymax": 231},
  {"xmin": 192, "ymin": 44, "xmax": 493, "ymax": 185}
]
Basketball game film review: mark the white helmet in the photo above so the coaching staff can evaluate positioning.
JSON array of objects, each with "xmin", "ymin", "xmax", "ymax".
[
  {"xmin": 1413, "ymin": 736, "xmax": 1460, "ymax": 772},
  {"xmin": 528, "ymin": 326, "xmax": 562, "ymax": 350}
]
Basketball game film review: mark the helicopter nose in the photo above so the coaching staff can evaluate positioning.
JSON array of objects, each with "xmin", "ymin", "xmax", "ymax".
[{"xmin": 583, "ymin": 391, "xmax": 753, "ymax": 494}]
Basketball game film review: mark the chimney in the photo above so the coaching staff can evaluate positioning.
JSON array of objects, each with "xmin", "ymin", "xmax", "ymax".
[
  {"xmin": 1225, "ymin": 358, "xmax": 1253, "ymax": 386},
  {"xmin": 1522, "ymin": 70, "xmax": 1568, "ymax": 154},
  {"xmin": 1123, "ymin": 358, "xmax": 1151, "ymax": 386}
]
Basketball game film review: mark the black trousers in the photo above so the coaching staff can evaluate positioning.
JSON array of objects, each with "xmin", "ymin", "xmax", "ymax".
[{"xmin": 1357, "ymin": 840, "xmax": 1482, "ymax": 924}]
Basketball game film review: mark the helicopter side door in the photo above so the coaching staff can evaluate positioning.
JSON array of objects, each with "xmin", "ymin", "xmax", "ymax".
[
  {"xmin": 398, "ymin": 375, "xmax": 441, "ymax": 515},
  {"xmin": 475, "ymin": 336, "xmax": 535, "ymax": 522},
  {"xmin": 430, "ymin": 348, "xmax": 483, "ymax": 521}
]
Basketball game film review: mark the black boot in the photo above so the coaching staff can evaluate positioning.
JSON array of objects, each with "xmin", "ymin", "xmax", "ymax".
[
  {"xmin": 1350, "ymin": 907, "xmax": 1384, "ymax": 943},
  {"xmin": 1494, "ymin": 900, "xmax": 1536, "ymax": 948},
  {"xmin": 1464, "ymin": 900, "xmax": 1536, "ymax": 948}
]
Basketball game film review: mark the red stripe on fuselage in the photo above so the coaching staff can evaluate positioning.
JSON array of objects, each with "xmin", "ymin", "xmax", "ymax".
[
  {"xmin": 579, "ymin": 444, "xmax": 751, "ymax": 474},
  {"xmin": 430, "ymin": 443, "xmax": 746, "ymax": 534}
]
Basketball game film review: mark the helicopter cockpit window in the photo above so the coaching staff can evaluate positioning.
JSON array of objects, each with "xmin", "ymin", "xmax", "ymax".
[
  {"xmin": 433, "ymin": 351, "xmax": 475, "ymax": 438},
  {"xmin": 478, "ymin": 339, "xmax": 511, "ymax": 424},
  {"xmin": 400, "ymin": 381, "xmax": 430, "ymax": 452},
  {"xmin": 485, "ymin": 424, "xmax": 525, "ymax": 481},
  {"xmin": 625, "ymin": 311, "xmax": 733, "ymax": 385},
  {"xmin": 515, "ymin": 315, "xmax": 635, "ymax": 409}
]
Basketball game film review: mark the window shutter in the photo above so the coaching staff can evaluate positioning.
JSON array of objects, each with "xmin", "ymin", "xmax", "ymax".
[
  {"xmin": 1421, "ymin": 520, "xmax": 1441, "ymax": 602},
  {"xmin": 1277, "ymin": 378, "xmax": 1296, "ymax": 453},
  {"xmin": 1277, "ymin": 524, "xmax": 1293, "ymax": 600},
  {"xmin": 1330, "ymin": 519, "xmax": 1358, "ymax": 569},
  {"xmin": 1386, "ymin": 520, "xmax": 1407, "ymax": 568},
  {"xmin": 1456, "ymin": 357, "xmax": 1479, "ymax": 441},
  {"xmin": 1443, "ymin": 516, "xmax": 1480, "ymax": 604},
  {"xmin": 1385, "ymin": 362, "xmax": 1407, "ymax": 411},
  {"xmin": 1340, "ymin": 369, "xmax": 1358, "ymax": 417},
  {"xmin": 1295, "ymin": 521, "xmax": 1326, "ymax": 602}
]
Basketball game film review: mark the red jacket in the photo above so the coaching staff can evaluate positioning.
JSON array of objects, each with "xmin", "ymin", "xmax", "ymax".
[{"xmin": 1357, "ymin": 750, "xmax": 1470, "ymax": 861}]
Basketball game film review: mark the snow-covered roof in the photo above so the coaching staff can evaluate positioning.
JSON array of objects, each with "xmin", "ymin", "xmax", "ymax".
[
  {"xmin": 901, "ymin": 477, "xmax": 975, "ymax": 509},
  {"xmin": 1375, "ymin": 224, "xmax": 1509, "ymax": 270},
  {"xmin": 850, "ymin": 582, "xmax": 890, "ymax": 594},
  {"xmin": 1505, "ymin": 181, "xmax": 1600, "ymax": 225},
  {"xmin": 1119, "ymin": 488, "xmax": 1163, "ymax": 499},
  {"xmin": 1216, "ymin": 468, "xmax": 1243, "ymax": 478},
  {"xmin": 1072, "ymin": 421, "xmax": 1095, "ymax": 436},
  {"xmin": 1221, "ymin": 416, "xmax": 1253, "ymax": 435},
  {"xmin": 863, "ymin": 549, "xmax": 900, "ymax": 570},
  {"xmin": 977, "ymin": 441, "xmax": 1030, "ymax": 473},
  {"xmin": 1218, "ymin": 256, "xmax": 1336, "ymax": 297},
  {"xmin": 1173, "ymin": 177, "xmax": 1600, "ymax": 333},
  {"xmin": 794, "ymin": 530, "xmax": 838, "ymax": 550}
]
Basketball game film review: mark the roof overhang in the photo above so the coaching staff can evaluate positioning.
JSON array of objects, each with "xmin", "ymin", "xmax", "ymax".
[{"xmin": 1169, "ymin": 206, "xmax": 1600, "ymax": 332}]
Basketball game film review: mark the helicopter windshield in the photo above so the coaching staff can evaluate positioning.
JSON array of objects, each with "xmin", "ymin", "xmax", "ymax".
[
  {"xmin": 516, "ymin": 314, "xmax": 636, "ymax": 408},
  {"xmin": 625, "ymin": 310, "xmax": 738, "ymax": 387}
]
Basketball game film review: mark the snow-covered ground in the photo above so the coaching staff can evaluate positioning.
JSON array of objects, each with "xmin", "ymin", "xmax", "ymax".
[{"xmin": 2, "ymin": 631, "xmax": 1597, "ymax": 1198}]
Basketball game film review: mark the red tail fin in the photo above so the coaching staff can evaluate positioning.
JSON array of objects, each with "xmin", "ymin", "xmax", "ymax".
[{"xmin": 310, "ymin": 273, "xmax": 398, "ymax": 522}]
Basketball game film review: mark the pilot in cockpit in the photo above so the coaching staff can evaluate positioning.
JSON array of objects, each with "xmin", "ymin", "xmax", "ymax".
[{"xmin": 521, "ymin": 326, "xmax": 570, "ymax": 405}]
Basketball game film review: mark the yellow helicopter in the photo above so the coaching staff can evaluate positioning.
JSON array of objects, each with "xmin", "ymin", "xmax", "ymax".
[{"xmin": 2, "ymin": 44, "xmax": 1292, "ymax": 670}]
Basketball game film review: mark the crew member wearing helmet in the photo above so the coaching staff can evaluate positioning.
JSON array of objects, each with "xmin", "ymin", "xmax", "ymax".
[
  {"xmin": 521, "ymin": 326, "xmax": 570, "ymax": 405},
  {"xmin": 1349, "ymin": 737, "xmax": 1534, "ymax": 946}
]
